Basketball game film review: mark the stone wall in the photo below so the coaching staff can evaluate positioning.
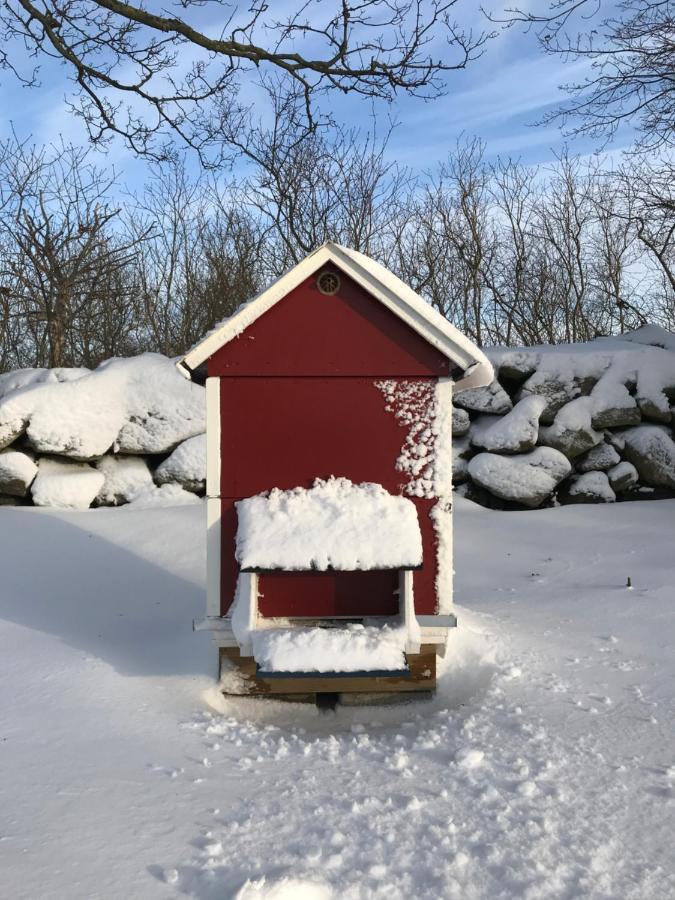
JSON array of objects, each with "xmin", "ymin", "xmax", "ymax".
[
  {"xmin": 453, "ymin": 326, "xmax": 675, "ymax": 509},
  {"xmin": 1, "ymin": 326, "xmax": 674, "ymax": 511}
]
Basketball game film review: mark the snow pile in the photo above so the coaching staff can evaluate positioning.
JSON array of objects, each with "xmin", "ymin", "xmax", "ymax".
[
  {"xmin": 235, "ymin": 477, "xmax": 423, "ymax": 571},
  {"xmin": 0, "ymin": 354, "xmax": 207, "ymax": 509},
  {"xmin": 250, "ymin": 623, "xmax": 409, "ymax": 673},
  {"xmin": 0, "ymin": 353, "xmax": 204, "ymax": 458},
  {"xmin": 0, "ymin": 365, "xmax": 89, "ymax": 400}
]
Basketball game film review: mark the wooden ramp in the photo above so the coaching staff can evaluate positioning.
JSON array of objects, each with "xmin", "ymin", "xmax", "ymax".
[{"xmin": 219, "ymin": 645, "xmax": 437, "ymax": 698}]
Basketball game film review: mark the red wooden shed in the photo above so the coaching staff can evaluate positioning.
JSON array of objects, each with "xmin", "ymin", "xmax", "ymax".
[{"xmin": 179, "ymin": 242, "xmax": 493, "ymax": 697}]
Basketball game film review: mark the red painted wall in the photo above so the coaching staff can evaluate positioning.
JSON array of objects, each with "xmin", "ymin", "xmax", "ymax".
[
  {"xmin": 207, "ymin": 265, "xmax": 451, "ymax": 378},
  {"xmin": 211, "ymin": 265, "xmax": 444, "ymax": 619}
]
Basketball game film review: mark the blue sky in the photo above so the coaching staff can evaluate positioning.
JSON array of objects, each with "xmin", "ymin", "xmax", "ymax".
[{"xmin": 0, "ymin": 3, "xmax": 631, "ymax": 187}]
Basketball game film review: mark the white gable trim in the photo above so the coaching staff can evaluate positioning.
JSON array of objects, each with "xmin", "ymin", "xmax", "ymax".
[{"xmin": 178, "ymin": 242, "xmax": 493, "ymax": 386}]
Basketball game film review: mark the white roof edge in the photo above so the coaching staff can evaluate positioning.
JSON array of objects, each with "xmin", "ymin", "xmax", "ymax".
[{"xmin": 179, "ymin": 241, "xmax": 494, "ymax": 386}]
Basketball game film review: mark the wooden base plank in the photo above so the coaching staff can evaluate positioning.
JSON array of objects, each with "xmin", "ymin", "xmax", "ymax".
[{"xmin": 219, "ymin": 645, "xmax": 437, "ymax": 696}]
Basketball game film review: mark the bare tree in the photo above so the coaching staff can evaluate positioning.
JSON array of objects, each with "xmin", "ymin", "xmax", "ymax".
[
  {"xmin": 234, "ymin": 96, "xmax": 410, "ymax": 271},
  {"xmin": 0, "ymin": 1, "xmax": 490, "ymax": 162},
  {"xmin": 0, "ymin": 139, "xmax": 142, "ymax": 368},
  {"xmin": 128, "ymin": 159, "xmax": 264, "ymax": 355},
  {"xmin": 497, "ymin": 0, "xmax": 675, "ymax": 149}
]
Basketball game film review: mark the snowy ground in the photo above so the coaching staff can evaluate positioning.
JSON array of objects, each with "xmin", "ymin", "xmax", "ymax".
[{"xmin": 1, "ymin": 499, "xmax": 674, "ymax": 900}]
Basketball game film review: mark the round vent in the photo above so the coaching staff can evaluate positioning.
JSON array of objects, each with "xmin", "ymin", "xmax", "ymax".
[{"xmin": 317, "ymin": 271, "xmax": 340, "ymax": 295}]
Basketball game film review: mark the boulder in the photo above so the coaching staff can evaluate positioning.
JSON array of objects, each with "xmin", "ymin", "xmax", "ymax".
[
  {"xmin": 469, "ymin": 414, "xmax": 502, "ymax": 449},
  {"xmin": 0, "ymin": 415, "xmax": 28, "ymax": 451},
  {"xmin": 0, "ymin": 494, "xmax": 23, "ymax": 506},
  {"xmin": 467, "ymin": 447, "xmax": 572, "ymax": 509},
  {"xmin": 0, "ymin": 354, "xmax": 205, "ymax": 460},
  {"xmin": 451, "ymin": 406, "xmax": 470, "ymax": 437},
  {"xmin": 575, "ymin": 442, "xmax": 621, "ymax": 473},
  {"xmin": 31, "ymin": 458, "xmax": 105, "ymax": 510},
  {"xmin": 453, "ymin": 381, "xmax": 513, "ymax": 416},
  {"xmin": 96, "ymin": 455, "xmax": 154, "ymax": 506},
  {"xmin": 452, "ymin": 435, "xmax": 473, "ymax": 485},
  {"xmin": 154, "ymin": 433, "xmax": 206, "ymax": 494},
  {"xmin": 608, "ymin": 461, "xmax": 639, "ymax": 493},
  {"xmin": 454, "ymin": 480, "xmax": 509, "ymax": 510},
  {"xmin": 539, "ymin": 397, "xmax": 603, "ymax": 459},
  {"xmin": 0, "ymin": 449, "xmax": 38, "ymax": 496},
  {"xmin": 471, "ymin": 395, "xmax": 546, "ymax": 454},
  {"xmin": 566, "ymin": 471, "xmax": 616, "ymax": 504},
  {"xmin": 621, "ymin": 425, "xmax": 675, "ymax": 489},
  {"xmin": 516, "ymin": 369, "xmax": 598, "ymax": 424},
  {"xmin": 636, "ymin": 396, "xmax": 671, "ymax": 424},
  {"xmin": 492, "ymin": 351, "xmax": 538, "ymax": 383},
  {"xmin": 590, "ymin": 377, "xmax": 641, "ymax": 429}
]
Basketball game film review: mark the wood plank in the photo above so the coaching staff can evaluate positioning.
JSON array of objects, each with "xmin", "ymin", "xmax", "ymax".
[{"xmin": 219, "ymin": 646, "xmax": 437, "ymax": 696}]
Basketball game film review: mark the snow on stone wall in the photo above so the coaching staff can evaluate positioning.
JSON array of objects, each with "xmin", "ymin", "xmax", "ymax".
[
  {"xmin": 456, "ymin": 325, "xmax": 675, "ymax": 509},
  {"xmin": 1, "ymin": 325, "xmax": 673, "ymax": 510},
  {"xmin": 0, "ymin": 353, "xmax": 206, "ymax": 509}
]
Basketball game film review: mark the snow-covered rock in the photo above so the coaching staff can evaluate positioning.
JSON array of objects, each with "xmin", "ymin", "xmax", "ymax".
[
  {"xmin": 0, "ymin": 354, "xmax": 205, "ymax": 460},
  {"xmin": 235, "ymin": 477, "xmax": 423, "ymax": 571},
  {"xmin": 0, "ymin": 449, "xmax": 38, "ymax": 497},
  {"xmin": 493, "ymin": 351, "xmax": 537, "ymax": 383},
  {"xmin": 0, "ymin": 366, "xmax": 89, "ymax": 400},
  {"xmin": 608, "ymin": 461, "xmax": 639, "ymax": 493},
  {"xmin": 590, "ymin": 376, "xmax": 641, "ymax": 429},
  {"xmin": 451, "ymin": 406, "xmax": 470, "ymax": 437},
  {"xmin": 467, "ymin": 447, "xmax": 571, "ymax": 508},
  {"xmin": 636, "ymin": 395, "xmax": 672, "ymax": 423},
  {"xmin": 567, "ymin": 471, "xmax": 616, "ymax": 504},
  {"xmin": 515, "ymin": 358, "xmax": 601, "ymax": 423},
  {"xmin": 622, "ymin": 426, "xmax": 675, "ymax": 489},
  {"xmin": 453, "ymin": 381, "xmax": 512, "ymax": 415},
  {"xmin": 31, "ymin": 458, "xmax": 105, "ymax": 509},
  {"xmin": 0, "ymin": 415, "xmax": 28, "ymax": 451},
  {"xmin": 95, "ymin": 455, "xmax": 154, "ymax": 506},
  {"xmin": 452, "ymin": 435, "xmax": 473, "ymax": 485},
  {"xmin": 471, "ymin": 395, "xmax": 546, "ymax": 454},
  {"xmin": 575, "ymin": 442, "xmax": 621, "ymax": 473},
  {"xmin": 154, "ymin": 434, "xmax": 206, "ymax": 493},
  {"xmin": 540, "ymin": 397, "xmax": 603, "ymax": 459}
]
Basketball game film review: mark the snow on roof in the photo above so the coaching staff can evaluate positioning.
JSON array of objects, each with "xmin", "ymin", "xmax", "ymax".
[
  {"xmin": 235, "ymin": 477, "xmax": 423, "ymax": 572},
  {"xmin": 178, "ymin": 242, "xmax": 493, "ymax": 390}
]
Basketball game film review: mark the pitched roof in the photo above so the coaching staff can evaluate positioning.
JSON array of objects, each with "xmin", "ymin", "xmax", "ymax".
[{"xmin": 177, "ymin": 242, "xmax": 493, "ymax": 390}]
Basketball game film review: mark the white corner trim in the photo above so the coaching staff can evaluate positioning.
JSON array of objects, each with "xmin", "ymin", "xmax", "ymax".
[
  {"xmin": 399, "ymin": 568, "xmax": 421, "ymax": 655},
  {"xmin": 235, "ymin": 573, "xmax": 259, "ymax": 658},
  {"xmin": 179, "ymin": 241, "xmax": 494, "ymax": 381},
  {"xmin": 206, "ymin": 498, "xmax": 221, "ymax": 618},
  {"xmin": 205, "ymin": 377, "xmax": 221, "ymax": 498}
]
